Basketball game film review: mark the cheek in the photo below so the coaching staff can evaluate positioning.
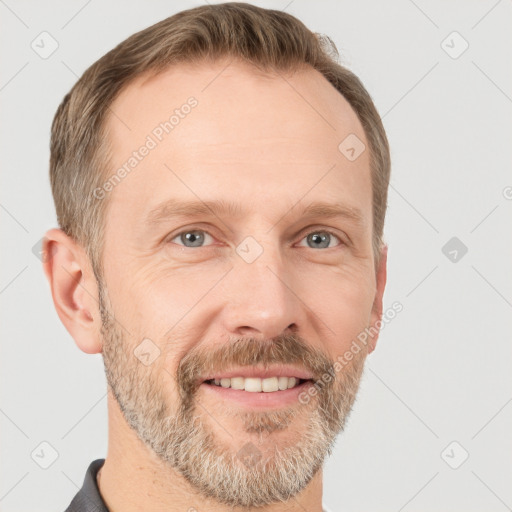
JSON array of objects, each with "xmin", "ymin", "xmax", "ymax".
[
  {"xmin": 301, "ymin": 267, "xmax": 375, "ymax": 352},
  {"xmin": 109, "ymin": 258, "xmax": 229, "ymax": 340}
]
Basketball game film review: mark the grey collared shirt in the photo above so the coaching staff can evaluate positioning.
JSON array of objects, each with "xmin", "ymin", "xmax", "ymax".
[{"xmin": 64, "ymin": 459, "xmax": 108, "ymax": 512}]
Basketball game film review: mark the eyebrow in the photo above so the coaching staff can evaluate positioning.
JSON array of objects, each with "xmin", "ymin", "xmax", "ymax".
[{"xmin": 144, "ymin": 198, "xmax": 366, "ymax": 228}]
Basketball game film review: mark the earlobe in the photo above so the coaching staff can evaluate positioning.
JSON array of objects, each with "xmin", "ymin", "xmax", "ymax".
[
  {"xmin": 368, "ymin": 244, "xmax": 388, "ymax": 354},
  {"xmin": 42, "ymin": 228, "xmax": 102, "ymax": 354}
]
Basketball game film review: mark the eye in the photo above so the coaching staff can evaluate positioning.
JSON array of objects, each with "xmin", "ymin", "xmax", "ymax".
[
  {"xmin": 167, "ymin": 227, "xmax": 344, "ymax": 250},
  {"xmin": 297, "ymin": 229, "xmax": 343, "ymax": 249},
  {"xmin": 169, "ymin": 229, "xmax": 215, "ymax": 248}
]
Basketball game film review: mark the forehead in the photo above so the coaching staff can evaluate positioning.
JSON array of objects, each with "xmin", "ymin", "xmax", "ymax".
[
  {"xmin": 108, "ymin": 59, "xmax": 365, "ymax": 148},
  {"xmin": 103, "ymin": 59, "xmax": 371, "ymax": 230}
]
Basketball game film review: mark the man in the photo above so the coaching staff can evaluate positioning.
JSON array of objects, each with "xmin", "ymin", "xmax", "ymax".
[{"xmin": 43, "ymin": 2, "xmax": 390, "ymax": 511}]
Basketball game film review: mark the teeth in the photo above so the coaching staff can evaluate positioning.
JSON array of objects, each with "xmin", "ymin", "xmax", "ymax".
[
  {"xmin": 244, "ymin": 378, "xmax": 262, "ymax": 392},
  {"xmin": 262, "ymin": 377, "xmax": 278, "ymax": 392},
  {"xmin": 278, "ymin": 376, "xmax": 289, "ymax": 390},
  {"xmin": 287, "ymin": 377, "xmax": 297, "ymax": 389},
  {"xmin": 208, "ymin": 376, "xmax": 304, "ymax": 392},
  {"xmin": 230, "ymin": 377, "xmax": 245, "ymax": 390}
]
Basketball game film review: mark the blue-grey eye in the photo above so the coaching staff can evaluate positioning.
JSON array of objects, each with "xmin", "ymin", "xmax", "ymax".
[
  {"xmin": 299, "ymin": 231, "xmax": 341, "ymax": 249},
  {"xmin": 171, "ymin": 230, "xmax": 214, "ymax": 247}
]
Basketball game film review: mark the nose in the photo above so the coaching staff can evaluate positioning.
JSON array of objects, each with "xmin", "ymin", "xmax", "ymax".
[{"xmin": 218, "ymin": 244, "xmax": 305, "ymax": 340}]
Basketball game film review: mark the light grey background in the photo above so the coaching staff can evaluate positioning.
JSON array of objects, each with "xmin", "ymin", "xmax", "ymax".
[{"xmin": 1, "ymin": 1, "xmax": 511, "ymax": 511}]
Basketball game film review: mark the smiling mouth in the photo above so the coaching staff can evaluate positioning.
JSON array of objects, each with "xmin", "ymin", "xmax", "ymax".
[{"xmin": 204, "ymin": 376, "xmax": 310, "ymax": 393}]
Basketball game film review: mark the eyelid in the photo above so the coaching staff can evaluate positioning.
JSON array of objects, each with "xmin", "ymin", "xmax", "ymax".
[
  {"xmin": 167, "ymin": 225, "xmax": 218, "ymax": 247},
  {"xmin": 294, "ymin": 226, "xmax": 345, "ymax": 248},
  {"xmin": 166, "ymin": 224, "xmax": 348, "ymax": 248}
]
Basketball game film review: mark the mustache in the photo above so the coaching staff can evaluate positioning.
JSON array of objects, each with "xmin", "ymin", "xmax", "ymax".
[{"xmin": 177, "ymin": 333, "xmax": 335, "ymax": 398}]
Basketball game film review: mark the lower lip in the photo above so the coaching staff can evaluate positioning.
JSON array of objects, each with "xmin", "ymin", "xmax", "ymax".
[{"xmin": 200, "ymin": 380, "xmax": 314, "ymax": 409}]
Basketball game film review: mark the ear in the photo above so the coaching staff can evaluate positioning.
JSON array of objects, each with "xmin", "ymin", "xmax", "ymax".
[
  {"xmin": 367, "ymin": 244, "xmax": 388, "ymax": 354},
  {"xmin": 42, "ymin": 228, "xmax": 102, "ymax": 354}
]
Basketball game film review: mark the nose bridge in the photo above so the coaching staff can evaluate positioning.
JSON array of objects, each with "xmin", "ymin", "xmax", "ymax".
[{"xmin": 221, "ymin": 234, "xmax": 302, "ymax": 338}]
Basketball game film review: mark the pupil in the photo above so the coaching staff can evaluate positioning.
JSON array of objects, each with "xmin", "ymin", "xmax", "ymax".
[
  {"xmin": 183, "ymin": 231, "xmax": 203, "ymax": 246},
  {"xmin": 309, "ymin": 232, "xmax": 329, "ymax": 248}
]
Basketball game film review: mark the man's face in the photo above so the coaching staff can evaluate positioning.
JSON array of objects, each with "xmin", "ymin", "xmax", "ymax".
[{"xmin": 98, "ymin": 59, "xmax": 383, "ymax": 506}]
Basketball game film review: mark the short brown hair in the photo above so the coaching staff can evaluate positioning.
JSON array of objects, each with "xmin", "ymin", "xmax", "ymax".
[{"xmin": 50, "ymin": 2, "xmax": 390, "ymax": 277}]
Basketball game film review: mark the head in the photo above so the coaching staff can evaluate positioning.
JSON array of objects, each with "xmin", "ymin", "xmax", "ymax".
[{"xmin": 44, "ymin": 2, "xmax": 390, "ymax": 508}]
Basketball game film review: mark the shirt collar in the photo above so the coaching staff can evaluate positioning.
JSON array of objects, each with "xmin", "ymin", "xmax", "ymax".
[{"xmin": 64, "ymin": 459, "xmax": 108, "ymax": 512}]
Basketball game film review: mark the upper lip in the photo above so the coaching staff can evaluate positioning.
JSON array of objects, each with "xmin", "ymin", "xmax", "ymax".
[{"xmin": 200, "ymin": 365, "xmax": 315, "ymax": 383}]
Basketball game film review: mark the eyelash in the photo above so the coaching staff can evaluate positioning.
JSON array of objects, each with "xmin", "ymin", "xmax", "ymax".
[{"xmin": 167, "ymin": 226, "xmax": 346, "ymax": 250}]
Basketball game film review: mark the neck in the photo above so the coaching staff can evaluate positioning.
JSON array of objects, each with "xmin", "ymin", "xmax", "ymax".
[{"xmin": 98, "ymin": 391, "xmax": 325, "ymax": 512}]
